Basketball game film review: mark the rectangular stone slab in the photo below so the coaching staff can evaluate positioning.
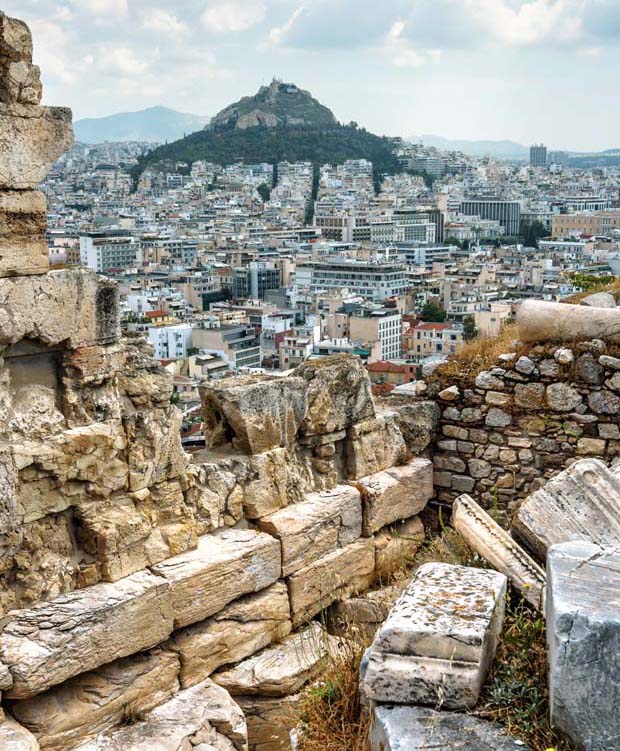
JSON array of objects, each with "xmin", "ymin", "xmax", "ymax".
[
  {"xmin": 236, "ymin": 694, "xmax": 300, "ymax": 751},
  {"xmin": 512, "ymin": 458, "xmax": 620, "ymax": 561},
  {"xmin": 0, "ymin": 570, "xmax": 174, "ymax": 700},
  {"xmin": 370, "ymin": 705, "xmax": 530, "ymax": 750},
  {"xmin": 213, "ymin": 622, "xmax": 330, "ymax": 697},
  {"xmin": 169, "ymin": 582, "xmax": 292, "ymax": 688},
  {"xmin": 10, "ymin": 649, "xmax": 180, "ymax": 751},
  {"xmin": 151, "ymin": 528, "xmax": 281, "ymax": 629},
  {"xmin": 0, "ymin": 189, "xmax": 48, "ymax": 276},
  {"xmin": 287, "ymin": 537, "xmax": 375, "ymax": 627},
  {"xmin": 453, "ymin": 494, "xmax": 546, "ymax": 610},
  {"xmin": 547, "ymin": 541, "xmax": 620, "ymax": 751},
  {"xmin": 356, "ymin": 459, "xmax": 433, "ymax": 536},
  {"xmin": 257, "ymin": 485, "xmax": 362, "ymax": 576}
]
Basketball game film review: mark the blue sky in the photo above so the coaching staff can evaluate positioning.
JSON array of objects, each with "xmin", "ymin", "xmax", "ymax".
[{"xmin": 6, "ymin": 0, "xmax": 620, "ymax": 150}]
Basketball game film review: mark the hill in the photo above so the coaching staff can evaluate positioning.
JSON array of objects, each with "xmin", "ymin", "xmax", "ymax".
[
  {"xmin": 74, "ymin": 106, "xmax": 209, "ymax": 144},
  {"xmin": 131, "ymin": 82, "xmax": 401, "ymax": 182}
]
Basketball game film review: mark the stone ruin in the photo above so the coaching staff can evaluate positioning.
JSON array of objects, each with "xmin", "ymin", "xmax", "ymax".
[{"xmin": 0, "ymin": 12, "xmax": 619, "ymax": 751}]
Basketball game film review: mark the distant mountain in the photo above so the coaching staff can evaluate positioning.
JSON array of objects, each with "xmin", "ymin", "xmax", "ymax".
[
  {"xmin": 415, "ymin": 135, "xmax": 529, "ymax": 160},
  {"xmin": 132, "ymin": 81, "xmax": 400, "ymax": 182},
  {"xmin": 207, "ymin": 79, "xmax": 338, "ymax": 131},
  {"xmin": 74, "ymin": 106, "xmax": 209, "ymax": 144}
]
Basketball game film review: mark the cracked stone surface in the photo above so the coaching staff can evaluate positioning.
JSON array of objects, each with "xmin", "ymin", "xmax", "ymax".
[{"xmin": 547, "ymin": 541, "xmax": 620, "ymax": 751}]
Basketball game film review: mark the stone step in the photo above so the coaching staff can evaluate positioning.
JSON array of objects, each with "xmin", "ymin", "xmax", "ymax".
[
  {"xmin": 257, "ymin": 485, "xmax": 362, "ymax": 577},
  {"xmin": 11, "ymin": 648, "xmax": 180, "ymax": 751},
  {"xmin": 370, "ymin": 705, "xmax": 530, "ymax": 750},
  {"xmin": 73, "ymin": 678, "xmax": 247, "ymax": 751},
  {"xmin": 286, "ymin": 537, "xmax": 375, "ymax": 627},
  {"xmin": 355, "ymin": 459, "xmax": 433, "ymax": 536},
  {"xmin": 512, "ymin": 458, "xmax": 620, "ymax": 561},
  {"xmin": 361, "ymin": 563, "xmax": 507, "ymax": 709},
  {"xmin": 169, "ymin": 582, "xmax": 292, "ymax": 689},
  {"xmin": 0, "ymin": 570, "xmax": 173, "ymax": 700},
  {"xmin": 151, "ymin": 528, "xmax": 281, "ymax": 630},
  {"xmin": 453, "ymin": 494, "xmax": 546, "ymax": 610},
  {"xmin": 547, "ymin": 541, "xmax": 620, "ymax": 751},
  {"xmin": 213, "ymin": 622, "xmax": 331, "ymax": 698}
]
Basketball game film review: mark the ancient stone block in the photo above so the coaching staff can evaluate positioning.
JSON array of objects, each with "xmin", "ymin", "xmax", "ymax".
[
  {"xmin": 1, "ymin": 570, "xmax": 173, "ymax": 699},
  {"xmin": 236, "ymin": 694, "xmax": 300, "ymax": 751},
  {"xmin": 243, "ymin": 448, "xmax": 304, "ymax": 518},
  {"xmin": 0, "ymin": 12, "xmax": 34, "ymax": 63},
  {"xmin": 361, "ymin": 563, "xmax": 506, "ymax": 709},
  {"xmin": 0, "ymin": 189, "xmax": 48, "ymax": 276},
  {"xmin": 287, "ymin": 538, "xmax": 375, "ymax": 627},
  {"xmin": 0, "ymin": 106, "xmax": 73, "ymax": 189},
  {"xmin": 200, "ymin": 375, "xmax": 306, "ymax": 454},
  {"xmin": 0, "ymin": 717, "xmax": 39, "ymax": 751},
  {"xmin": 512, "ymin": 458, "xmax": 620, "ymax": 561},
  {"xmin": 0, "ymin": 270, "xmax": 120, "ymax": 348},
  {"xmin": 170, "ymin": 583, "xmax": 292, "ymax": 689},
  {"xmin": 452, "ymin": 494, "xmax": 545, "ymax": 610},
  {"xmin": 11, "ymin": 649, "xmax": 181, "ymax": 751},
  {"xmin": 374, "ymin": 516, "xmax": 425, "ymax": 581},
  {"xmin": 370, "ymin": 706, "xmax": 530, "ymax": 751},
  {"xmin": 356, "ymin": 459, "xmax": 433, "ymax": 536},
  {"xmin": 258, "ymin": 485, "xmax": 362, "ymax": 577},
  {"xmin": 213, "ymin": 622, "xmax": 330, "ymax": 697},
  {"xmin": 518, "ymin": 299, "xmax": 620, "ymax": 344},
  {"xmin": 547, "ymin": 541, "xmax": 620, "ymax": 751},
  {"xmin": 514, "ymin": 382, "xmax": 545, "ymax": 409},
  {"xmin": 73, "ymin": 678, "xmax": 247, "ymax": 751},
  {"xmin": 151, "ymin": 529, "xmax": 281, "ymax": 629},
  {"xmin": 390, "ymin": 400, "xmax": 440, "ymax": 453},
  {"xmin": 346, "ymin": 413, "xmax": 406, "ymax": 479},
  {"xmin": 328, "ymin": 586, "xmax": 401, "ymax": 640},
  {"xmin": 295, "ymin": 354, "xmax": 375, "ymax": 436},
  {"xmin": 579, "ymin": 291, "xmax": 616, "ymax": 308}
]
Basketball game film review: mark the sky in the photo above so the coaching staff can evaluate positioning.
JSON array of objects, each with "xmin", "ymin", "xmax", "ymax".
[{"xmin": 6, "ymin": 0, "xmax": 620, "ymax": 151}]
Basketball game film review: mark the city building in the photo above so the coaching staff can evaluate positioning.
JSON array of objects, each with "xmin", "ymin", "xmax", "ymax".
[
  {"xmin": 192, "ymin": 324, "xmax": 261, "ymax": 370},
  {"xmin": 79, "ymin": 231, "xmax": 142, "ymax": 273},
  {"xmin": 232, "ymin": 261, "xmax": 282, "ymax": 300},
  {"xmin": 349, "ymin": 309, "xmax": 403, "ymax": 361},
  {"xmin": 295, "ymin": 257, "xmax": 409, "ymax": 302},
  {"xmin": 460, "ymin": 199, "xmax": 521, "ymax": 236},
  {"xmin": 530, "ymin": 144, "xmax": 547, "ymax": 167},
  {"xmin": 405, "ymin": 321, "xmax": 464, "ymax": 363},
  {"xmin": 147, "ymin": 323, "xmax": 193, "ymax": 361}
]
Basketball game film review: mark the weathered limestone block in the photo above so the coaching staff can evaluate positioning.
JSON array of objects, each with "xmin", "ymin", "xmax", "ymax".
[
  {"xmin": 0, "ymin": 12, "xmax": 42, "ymax": 105},
  {"xmin": 243, "ymin": 448, "xmax": 305, "ymax": 518},
  {"xmin": 1, "ymin": 570, "xmax": 173, "ymax": 699},
  {"xmin": 453, "ymin": 495, "xmax": 546, "ymax": 610},
  {"xmin": 257, "ymin": 485, "xmax": 362, "ymax": 577},
  {"xmin": 370, "ymin": 705, "xmax": 530, "ymax": 751},
  {"xmin": 518, "ymin": 299, "xmax": 620, "ymax": 344},
  {"xmin": 125, "ymin": 406, "xmax": 187, "ymax": 491},
  {"xmin": 170, "ymin": 583, "xmax": 292, "ymax": 688},
  {"xmin": 295, "ymin": 354, "xmax": 375, "ymax": 436},
  {"xmin": 0, "ymin": 105, "xmax": 73, "ymax": 189},
  {"xmin": 14, "ymin": 420, "xmax": 128, "ymax": 524},
  {"xmin": 74, "ymin": 678, "xmax": 247, "ymax": 751},
  {"xmin": 512, "ymin": 458, "xmax": 620, "ymax": 561},
  {"xmin": 11, "ymin": 649, "xmax": 181, "ymax": 751},
  {"xmin": 236, "ymin": 695, "xmax": 300, "ymax": 751},
  {"xmin": 0, "ymin": 13, "xmax": 33, "ymax": 62},
  {"xmin": 362, "ymin": 563, "xmax": 507, "ymax": 709},
  {"xmin": 374, "ymin": 516, "xmax": 425, "ymax": 581},
  {"xmin": 346, "ymin": 413, "xmax": 406, "ymax": 479},
  {"xmin": 151, "ymin": 529, "xmax": 281, "ymax": 629},
  {"xmin": 580, "ymin": 291, "xmax": 617, "ymax": 308},
  {"xmin": 118, "ymin": 337, "xmax": 173, "ymax": 409},
  {"xmin": 356, "ymin": 459, "xmax": 433, "ymax": 536},
  {"xmin": 213, "ymin": 622, "xmax": 330, "ymax": 697},
  {"xmin": 0, "ymin": 270, "xmax": 120, "ymax": 348},
  {"xmin": 0, "ymin": 717, "xmax": 39, "ymax": 751},
  {"xmin": 389, "ymin": 400, "xmax": 440, "ymax": 453},
  {"xmin": 287, "ymin": 537, "xmax": 375, "ymax": 627},
  {"xmin": 327, "ymin": 585, "xmax": 401, "ymax": 640},
  {"xmin": 547, "ymin": 541, "xmax": 620, "ymax": 751},
  {"xmin": 200, "ymin": 375, "xmax": 306, "ymax": 454},
  {"xmin": 0, "ymin": 190, "xmax": 48, "ymax": 276}
]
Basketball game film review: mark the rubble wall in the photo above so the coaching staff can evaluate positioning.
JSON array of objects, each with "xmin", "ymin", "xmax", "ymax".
[{"xmin": 427, "ymin": 339, "xmax": 620, "ymax": 522}]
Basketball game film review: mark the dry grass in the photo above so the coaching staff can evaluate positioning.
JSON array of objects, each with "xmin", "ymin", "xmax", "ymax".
[
  {"xmin": 562, "ymin": 276, "xmax": 620, "ymax": 305},
  {"xmin": 432, "ymin": 322, "xmax": 525, "ymax": 387},
  {"xmin": 296, "ymin": 636, "xmax": 371, "ymax": 751}
]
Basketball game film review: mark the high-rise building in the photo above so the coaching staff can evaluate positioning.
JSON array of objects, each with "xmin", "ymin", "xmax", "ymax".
[
  {"xmin": 530, "ymin": 144, "xmax": 547, "ymax": 167},
  {"xmin": 79, "ymin": 231, "xmax": 142, "ymax": 273},
  {"xmin": 232, "ymin": 262, "xmax": 281, "ymax": 300},
  {"xmin": 459, "ymin": 199, "xmax": 521, "ymax": 236}
]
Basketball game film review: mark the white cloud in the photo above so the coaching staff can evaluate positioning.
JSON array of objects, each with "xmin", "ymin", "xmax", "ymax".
[
  {"xmin": 201, "ymin": 1, "xmax": 266, "ymax": 34},
  {"xmin": 98, "ymin": 46, "xmax": 149, "ymax": 76},
  {"xmin": 72, "ymin": 0, "xmax": 128, "ymax": 16},
  {"xmin": 385, "ymin": 20, "xmax": 426, "ymax": 68},
  {"xmin": 269, "ymin": 6, "xmax": 306, "ymax": 47},
  {"xmin": 142, "ymin": 9, "xmax": 189, "ymax": 37}
]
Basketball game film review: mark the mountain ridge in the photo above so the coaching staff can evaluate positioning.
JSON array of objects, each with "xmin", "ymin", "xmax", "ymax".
[{"xmin": 74, "ymin": 106, "xmax": 209, "ymax": 144}]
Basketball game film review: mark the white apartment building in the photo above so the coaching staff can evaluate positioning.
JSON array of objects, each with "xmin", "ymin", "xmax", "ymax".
[
  {"xmin": 80, "ymin": 231, "xmax": 142, "ymax": 273},
  {"xmin": 295, "ymin": 257, "xmax": 408, "ymax": 302},
  {"xmin": 147, "ymin": 324, "xmax": 193, "ymax": 361}
]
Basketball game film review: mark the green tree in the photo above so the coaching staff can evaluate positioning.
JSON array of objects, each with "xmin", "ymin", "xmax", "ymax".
[
  {"xmin": 421, "ymin": 301, "xmax": 447, "ymax": 323},
  {"xmin": 520, "ymin": 220, "xmax": 548, "ymax": 249},
  {"xmin": 257, "ymin": 183, "xmax": 271, "ymax": 202},
  {"xmin": 463, "ymin": 315, "xmax": 478, "ymax": 341},
  {"xmin": 445, "ymin": 237, "xmax": 463, "ymax": 249}
]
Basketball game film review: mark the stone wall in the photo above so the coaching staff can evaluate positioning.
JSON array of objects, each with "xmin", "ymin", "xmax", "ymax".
[{"xmin": 426, "ymin": 338, "xmax": 620, "ymax": 522}]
